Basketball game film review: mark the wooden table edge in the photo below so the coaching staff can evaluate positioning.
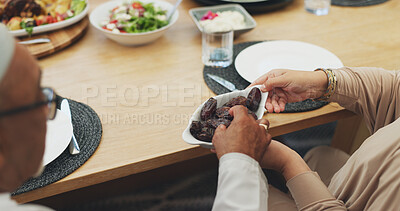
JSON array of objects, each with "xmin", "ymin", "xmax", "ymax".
[{"xmin": 13, "ymin": 103, "xmax": 356, "ymax": 204}]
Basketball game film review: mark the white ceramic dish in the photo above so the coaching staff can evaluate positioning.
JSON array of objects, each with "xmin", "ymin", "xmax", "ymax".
[
  {"xmin": 189, "ymin": 4, "xmax": 256, "ymax": 37},
  {"xmin": 89, "ymin": 0, "xmax": 179, "ymax": 46},
  {"xmin": 235, "ymin": 40, "xmax": 344, "ymax": 82},
  {"xmin": 9, "ymin": 1, "xmax": 89, "ymax": 37},
  {"xmin": 43, "ymin": 109, "xmax": 73, "ymax": 166},
  {"xmin": 182, "ymin": 85, "xmax": 267, "ymax": 149}
]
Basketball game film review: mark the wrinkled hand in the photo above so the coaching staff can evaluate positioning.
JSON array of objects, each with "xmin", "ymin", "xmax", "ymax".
[
  {"xmin": 212, "ymin": 105, "xmax": 272, "ymax": 163},
  {"xmin": 249, "ymin": 69, "xmax": 328, "ymax": 113},
  {"xmin": 212, "ymin": 106, "xmax": 271, "ymax": 162}
]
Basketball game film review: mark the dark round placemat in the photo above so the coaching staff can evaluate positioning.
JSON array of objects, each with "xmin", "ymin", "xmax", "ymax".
[
  {"xmin": 203, "ymin": 41, "xmax": 328, "ymax": 113},
  {"xmin": 194, "ymin": 0, "xmax": 294, "ymax": 14},
  {"xmin": 11, "ymin": 96, "xmax": 102, "ymax": 195},
  {"xmin": 332, "ymin": 0, "xmax": 388, "ymax": 6}
]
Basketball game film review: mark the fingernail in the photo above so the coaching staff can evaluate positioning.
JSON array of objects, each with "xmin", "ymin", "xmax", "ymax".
[{"xmin": 261, "ymin": 84, "xmax": 266, "ymax": 91}]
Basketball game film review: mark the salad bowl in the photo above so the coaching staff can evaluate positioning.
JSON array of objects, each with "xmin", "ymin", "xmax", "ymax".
[
  {"xmin": 89, "ymin": 0, "xmax": 179, "ymax": 46},
  {"xmin": 5, "ymin": 0, "xmax": 88, "ymax": 37}
]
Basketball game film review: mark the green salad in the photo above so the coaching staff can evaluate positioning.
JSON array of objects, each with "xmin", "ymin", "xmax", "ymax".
[{"xmin": 101, "ymin": 1, "xmax": 169, "ymax": 33}]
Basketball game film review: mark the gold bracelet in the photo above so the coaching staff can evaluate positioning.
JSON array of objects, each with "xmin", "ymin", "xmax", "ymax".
[{"xmin": 313, "ymin": 68, "xmax": 337, "ymax": 101}]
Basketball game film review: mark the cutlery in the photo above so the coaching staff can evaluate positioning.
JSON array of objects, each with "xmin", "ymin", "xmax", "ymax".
[
  {"xmin": 207, "ymin": 74, "xmax": 238, "ymax": 92},
  {"xmin": 18, "ymin": 38, "xmax": 51, "ymax": 45},
  {"xmin": 167, "ymin": 0, "xmax": 182, "ymax": 22},
  {"xmin": 61, "ymin": 99, "xmax": 81, "ymax": 155}
]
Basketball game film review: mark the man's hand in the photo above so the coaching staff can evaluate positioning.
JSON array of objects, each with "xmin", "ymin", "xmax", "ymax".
[{"xmin": 212, "ymin": 105, "xmax": 272, "ymax": 163}]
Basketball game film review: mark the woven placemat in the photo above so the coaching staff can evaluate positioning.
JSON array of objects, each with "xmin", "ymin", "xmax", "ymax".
[
  {"xmin": 332, "ymin": 0, "xmax": 388, "ymax": 6},
  {"xmin": 203, "ymin": 41, "xmax": 327, "ymax": 113},
  {"xmin": 11, "ymin": 96, "xmax": 103, "ymax": 195}
]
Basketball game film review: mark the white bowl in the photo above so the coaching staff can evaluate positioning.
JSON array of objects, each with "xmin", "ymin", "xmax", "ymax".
[
  {"xmin": 182, "ymin": 85, "xmax": 268, "ymax": 149},
  {"xmin": 189, "ymin": 4, "xmax": 256, "ymax": 37},
  {"xmin": 89, "ymin": 0, "xmax": 179, "ymax": 46}
]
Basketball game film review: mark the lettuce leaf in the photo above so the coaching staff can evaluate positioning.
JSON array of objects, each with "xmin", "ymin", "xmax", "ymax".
[{"xmin": 71, "ymin": 0, "xmax": 86, "ymax": 15}]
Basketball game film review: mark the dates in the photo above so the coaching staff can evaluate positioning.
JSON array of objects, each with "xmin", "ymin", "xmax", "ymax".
[
  {"xmin": 207, "ymin": 118, "xmax": 232, "ymax": 129},
  {"xmin": 190, "ymin": 87, "xmax": 263, "ymax": 142},
  {"xmin": 190, "ymin": 121, "xmax": 204, "ymax": 135},
  {"xmin": 224, "ymin": 96, "xmax": 247, "ymax": 107},
  {"xmin": 190, "ymin": 121, "xmax": 215, "ymax": 142},
  {"xmin": 215, "ymin": 106, "xmax": 233, "ymax": 120},
  {"xmin": 196, "ymin": 126, "xmax": 215, "ymax": 142},
  {"xmin": 248, "ymin": 110, "xmax": 257, "ymax": 120},
  {"xmin": 200, "ymin": 98, "xmax": 217, "ymax": 121},
  {"xmin": 246, "ymin": 87, "xmax": 262, "ymax": 112}
]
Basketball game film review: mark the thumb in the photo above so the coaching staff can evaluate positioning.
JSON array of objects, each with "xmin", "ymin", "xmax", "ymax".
[{"xmin": 265, "ymin": 76, "xmax": 289, "ymax": 92}]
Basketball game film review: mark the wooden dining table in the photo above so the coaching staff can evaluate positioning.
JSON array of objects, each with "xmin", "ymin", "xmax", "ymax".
[{"xmin": 13, "ymin": 0, "xmax": 400, "ymax": 205}]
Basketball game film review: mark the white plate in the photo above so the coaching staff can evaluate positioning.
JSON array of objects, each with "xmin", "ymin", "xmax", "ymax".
[
  {"xmin": 9, "ymin": 1, "xmax": 89, "ymax": 37},
  {"xmin": 43, "ymin": 109, "xmax": 73, "ymax": 166},
  {"xmin": 182, "ymin": 85, "xmax": 267, "ymax": 149},
  {"xmin": 235, "ymin": 40, "xmax": 343, "ymax": 82}
]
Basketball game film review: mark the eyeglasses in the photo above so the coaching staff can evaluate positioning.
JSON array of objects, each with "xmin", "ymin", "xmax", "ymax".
[{"xmin": 0, "ymin": 87, "xmax": 57, "ymax": 120}]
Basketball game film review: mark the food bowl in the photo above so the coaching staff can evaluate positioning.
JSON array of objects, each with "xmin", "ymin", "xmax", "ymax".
[
  {"xmin": 189, "ymin": 4, "xmax": 256, "ymax": 37},
  {"xmin": 182, "ymin": 85, "xmax": 268, "ymax": 149},
  {"xmin": 89, "ymin": 0, "xmax": 179, "ymax": 46}
]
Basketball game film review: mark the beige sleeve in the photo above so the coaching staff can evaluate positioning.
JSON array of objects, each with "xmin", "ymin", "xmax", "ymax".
[
  {"xmin": 329, "ymin": 67, "xmax": 400, "ymax": 133},
  {"xmin": 286, "ymin": 172, "xmax": 347, "ymax": 211},
  {"xmin": 364, "ymin": 151, "xmax": 400, "ymax": 211}
]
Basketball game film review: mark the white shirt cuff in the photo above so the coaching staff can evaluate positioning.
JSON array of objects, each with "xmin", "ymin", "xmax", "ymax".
[{"xmin": 213, "ymin": 152, "xmax": 268, "ymax": 211}]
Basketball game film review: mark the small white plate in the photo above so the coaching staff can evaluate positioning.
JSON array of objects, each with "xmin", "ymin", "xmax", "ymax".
[
  {"xmin": 9, "ymin": 1, "xmax": 89, "ymax": 37},
  {"xmin": 235, "ymin": 40, "xmax": 343, "ymax": 82},
  {"xmin": 43, "ymin": 109, "xmax": 73, "ymax": 166},
  {"xmin": 182, "ymin": 85, "xmax": 267, "ymax": 149}
]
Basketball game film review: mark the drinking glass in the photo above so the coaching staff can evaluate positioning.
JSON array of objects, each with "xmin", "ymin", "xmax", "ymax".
[
  {"xmin": 202, "ymin": 22, "xmax": 233, "ymax": 68},
  {"xmin": 304, "ymin": 0, "xmax": 331, "ymax": 16}
]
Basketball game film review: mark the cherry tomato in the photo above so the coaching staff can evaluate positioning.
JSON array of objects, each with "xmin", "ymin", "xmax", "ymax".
[
  {"xmin": 46, "ymin": 15, "xmax": 54, "ymax": 24},
  {"xmin": 132, "ymin": 2, "xmax": 143, "ymax": 9},
  {"xmin": 102, "ymin": 26, "xmax": 112, "ymax": 31}
]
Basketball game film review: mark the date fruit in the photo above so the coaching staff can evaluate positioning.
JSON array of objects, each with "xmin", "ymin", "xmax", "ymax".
[
  {"xmin": 201, "ymin": 98, "xmax": 217, "ymax": 121},
  {"xmin": 224, "ymin": 96, "xmax": 247, "ymax": 107},
  {"xmin": 207, "ymin": 118, "xmax": 232, "ymax": 129},
  {"xmin": 190, "ymin": 121, "xmax": 203, "ymax": 135},
  {"xmin": 215, "ymin": 106, "xmax": 233, "ymax": 120},
  {"xmin": 196, "ymin": 126, "xmax": 215, "ymax": 142},
  {"xmin": 246, "ymin": 87, "xmax": 262, "ymax": 112},
  {"xmin": 190, "ymin": 88, "xmax": 263, "ymax": 142},
  {"xmin": 248, "ymin": 110, "xmax": 257, "ymax": 120}
]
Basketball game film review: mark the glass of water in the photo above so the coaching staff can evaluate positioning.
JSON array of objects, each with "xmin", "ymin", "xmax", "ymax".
[
  {"xmin": 304, "ymin": 0, "xmax": 331, "ymax": 16},
  {"xmin": 202, "ymin": 22, "xmax": 233, "ymax": 68}
]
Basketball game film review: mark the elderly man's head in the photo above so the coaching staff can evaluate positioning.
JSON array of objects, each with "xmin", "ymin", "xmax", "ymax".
[{"xmin": 0, "ymin": 41, "xmax": 48, "ymax": 192}]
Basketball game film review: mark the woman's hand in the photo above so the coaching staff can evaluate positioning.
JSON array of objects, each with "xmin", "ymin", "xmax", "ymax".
[
  {"xmin": 260, "ymin": 140, "xmax": 311, "ymax": 181},
  {"xmin": 249, "ymin": 69, "xmax": 328, "ymax": 113}
]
